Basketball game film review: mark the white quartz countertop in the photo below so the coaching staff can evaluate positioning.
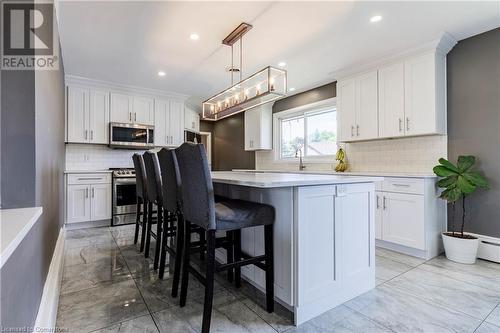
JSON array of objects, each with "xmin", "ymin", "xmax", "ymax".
[
  {"xmin": 1, "ymin": 207, "xmax": 43, "ymax": 268},
  {"xmin": 211, "ymin": 171, "xmax": 381, "ymax": 188},
  {"xmin": 233, "ymin": 169, "xmax": 436, "ymax": 179},
  {"xmin": 64, "ymin": 170, "xmax": 113, "ymax": 174}
]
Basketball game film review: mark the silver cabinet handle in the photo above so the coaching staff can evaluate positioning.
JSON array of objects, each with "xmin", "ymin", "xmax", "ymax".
[
  {"xmin": 399, "ymin": 118, "xmax": 403, "ymax": 132},
  {"xmin": 356, "ymin": 125, "xmax": 360, "ymax": 136},
  {"xmin": 406, "ymin": 117, "xmax": 410, "ymax": 131},
  {"xmin": 77, "ymin": 177, "xmax": 104, "ymax": 181},
  {"xmin": 85, "ymin": 188, "xmax": 89, "ymax": 198},
  {"xmin": 170, "ymin": 135, "xmax": 173, "ymax": 144},
  {"xmin": 129, "ymin": 112, "xmax": 131, "ymax": 122},
  {"xmin": 376, "ymin": 195, "xmax": 380, "ymax": 209},
  {"xmin": 351, "ymin": 125, "xmax": 354, "ymax": 137},
  {"xmin": 91, "ymin": 187, "xmax": 95, "ymax": 198},
  {"xmin": 90, "ymin": 130, "xmax": 93, "ymax": 140},
  {"xmin": 134, "ymin": 112, "xmax": 137, "ymax": 122},
  {"xmin": 392, "ymin": 183, "xmax": 411, "ymax": 187},
  {"xmin": 383, "ymin": 196, "xmax": 387, "ymax": 210},
  {"xmin": 85, "ymin": 130, "xmax": 88, "ymax": 140}
]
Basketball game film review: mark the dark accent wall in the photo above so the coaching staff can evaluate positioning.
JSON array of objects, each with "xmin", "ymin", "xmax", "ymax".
[
  {"xmin": 447, "ymin": 28, "xmax": 500, "ymax": 237},
  {"xmin": 0, "ymin": 12, "xmax": 65, "ymax": 328},
  {"xmin": 273, "ymin": 82, "xmax": 336, "ymax": 113}
]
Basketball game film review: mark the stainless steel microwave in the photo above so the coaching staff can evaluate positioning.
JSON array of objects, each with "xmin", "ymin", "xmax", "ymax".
[{"xmin": 109, "ymin": 122, "xmax": 155, "ymax": 149}]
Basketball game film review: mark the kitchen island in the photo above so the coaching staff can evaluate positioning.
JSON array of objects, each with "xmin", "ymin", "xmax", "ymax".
[{"xmin": 211, "ymin": 171, "xmax": 380, "ymax": 325}]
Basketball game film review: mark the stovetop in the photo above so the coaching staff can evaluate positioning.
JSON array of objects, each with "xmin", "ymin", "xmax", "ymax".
[{"xmin": 110, "ymin": 168, "xmax": 135, "ymax": 178}]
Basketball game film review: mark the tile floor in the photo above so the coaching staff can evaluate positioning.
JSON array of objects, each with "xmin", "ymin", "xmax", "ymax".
[{"xmin": 56, "ymin": 225, "xmax": 500, "ymax": 333}]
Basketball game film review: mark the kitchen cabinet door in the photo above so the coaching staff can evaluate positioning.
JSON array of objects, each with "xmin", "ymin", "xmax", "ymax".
[
  {"xmin": 67, "ymin": 185, "xmax": 91, "ymax": 223},
  {"xmin": 184, "ymin": 108, "xmax": 199, "ymax": 132},
  {"xmin": 154, "ymin": 99, "xmax": 169, "ymax": 146},
  {"xmin": 337, "ymin": 78, "xmax": 357, "ymax": 142},
  {"xmin": 110, "ymin": 93, "xmax": 133, "ymax": 123},
  {"xmin": 90, "ymin": 184, "xmax": 112, "ymax": 221},
  {"xmin": 169, "ymin": 100, "xmax": 184, "ymax": 146},
  {"xmin": 381, "ymin": 192, "xmax": 425, "ymax": 250},
  {"xmin": 133, "ymin": 96, "xmax": 154, "ymax": 125},
  {"xmin": 378, "ymin": 63, "xmax": 405, "ymax": 138},
  {"xmin": 404, "ymin": 53, "xmax": 436, "ymax": 136},
  {"xmin": 356, "ymin": 70, "xmax": 379, "ymax": 141},
  {"xmin": 88, "ymin": 89, "xmax": 109, "ymax": 144},
  {"xmin": 67, "ymin": 86, "xmax": 89, "ymax": 143},
  {"xmin": 244, "ymin": 107, "xmax": 260, "ymax": 150}
]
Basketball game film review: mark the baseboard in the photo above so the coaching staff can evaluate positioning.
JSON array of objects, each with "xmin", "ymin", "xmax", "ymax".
[
  {"xmin": 469, "ymin": 233, "xmax": 500, "ymax": 263},
  {"xmin": 34, "ymin": 227, "xmax": 65, "ymax": 330}
]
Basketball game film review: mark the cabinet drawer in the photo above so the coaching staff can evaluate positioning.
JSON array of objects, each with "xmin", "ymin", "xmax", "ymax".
[
  {"xmin": 382, "ymin": 177, "xmax": 424, "ymax": 194},
  {"xmin": 67, "ymin": 173, "xmax": 111, "ymax": 185}
]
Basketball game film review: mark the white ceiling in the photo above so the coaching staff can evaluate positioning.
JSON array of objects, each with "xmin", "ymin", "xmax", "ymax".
[{"xmin": 58, "ymin": 1, "xmax": 500, "ymax": 109}]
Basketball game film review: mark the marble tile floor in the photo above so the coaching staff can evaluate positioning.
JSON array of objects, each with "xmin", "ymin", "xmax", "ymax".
[{"xmin": 56, "ymin": 225, "xmax": 500, "ymax": 333}]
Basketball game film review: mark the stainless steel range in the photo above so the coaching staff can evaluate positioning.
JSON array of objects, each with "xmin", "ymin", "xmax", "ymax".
[{"xmin": 111, "ymin": 168, "xmax": 137, "ymax": 226}]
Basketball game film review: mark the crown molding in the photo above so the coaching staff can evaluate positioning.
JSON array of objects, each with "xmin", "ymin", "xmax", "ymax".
[
  {"xmin": 333, "ymin": 32, "xmax": 458, "ymax": 80},
  {"xmin": 65, "ymin": 75, "xmax": 189, "ymax": 101}
]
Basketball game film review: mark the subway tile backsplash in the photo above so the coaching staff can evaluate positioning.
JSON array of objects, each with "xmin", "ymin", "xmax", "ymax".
[
  {"xmin": 256, "ymin": 135, "xmax": 447, "ymax": 173},
  {"xmin": 65, "ymin": 144, "xmax": 140, "ymax": 170}
]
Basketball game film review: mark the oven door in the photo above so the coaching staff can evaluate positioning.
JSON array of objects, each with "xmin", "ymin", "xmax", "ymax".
[{"xmin": 113, "ymin": 177, "xmax": 137, "ymax": 216}]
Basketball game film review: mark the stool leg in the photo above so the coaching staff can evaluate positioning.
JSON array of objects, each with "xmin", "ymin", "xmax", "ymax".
[
  {"xmin": 234, "ymin": 229, "xmax": 242, "ymax": 288},
  {"xmin": 159, "ymin": 211, "xmax": 170, "ymax": 279},
  {"xmin": 134, "ymin": 199, "xmax": 141, "ymax": 245},
  {"xmin": 199, "ymin": 231, "xmax": 205, "ymax": 260},
  {"xmin": 179, "ymin": 220, "xmax": 191, "ymax": 307},
  {"xmin": 264, "ymin": 224, "xmax": 274, "ymax": 313},
  {"xmin": 226, "ymin": 231, "xmax": 234, "ymax": 283},
  {"xmin": 140, "ymin": 201, "xmax": 148, "ymax": 252},
  {"xmin": 154, "ymin": 206, "xmax": 163, "ymax": 270},
  {"xmin": 171, "ymin": 212, "xmax": 184, "ymax": 297},
  {"xmin": 145, "ymin": 202, "xmax": 153, "ymax": 258},
  {"xmin": 201, "ymin": 230, "xmax": 216, "ymax": 333}
]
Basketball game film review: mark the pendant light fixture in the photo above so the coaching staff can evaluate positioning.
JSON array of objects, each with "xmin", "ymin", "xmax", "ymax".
[{"xmin": 202, "ymin": 23, "xmax": 287, "ymax": 121}]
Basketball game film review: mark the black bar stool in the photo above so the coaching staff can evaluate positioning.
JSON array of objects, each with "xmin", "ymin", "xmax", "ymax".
[
  {"xmin": 132, "ymin": 153, "xmax": 148, "ymax": 252},
  {"xmin": 175, "ymin": 142, "xmax": 275, "ymax": 333},
  {"xmin": 142, "ymin": 151, "xmax": 163, "ymax": 268}
]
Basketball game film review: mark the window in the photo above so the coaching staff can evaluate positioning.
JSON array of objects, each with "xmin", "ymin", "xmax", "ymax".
[{"xmin": 278, "ymin": 106, "xmax": 337, "ymax": 160}]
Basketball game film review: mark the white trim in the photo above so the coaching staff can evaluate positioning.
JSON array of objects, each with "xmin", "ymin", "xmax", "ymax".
[
  {"xmin": 273, "ymin": 98, "xmax": 337, "ymax": 163},
  {"xmin": 65, "ymin": 75, "xmax": 188, "ymax": 101},
  {"xmin": 34, "ymin": 227, "xmax": 65, "ymax": 332},
  {"xmin": 200, "ymin": 131, "xmax": 212, "ymax": 166}
]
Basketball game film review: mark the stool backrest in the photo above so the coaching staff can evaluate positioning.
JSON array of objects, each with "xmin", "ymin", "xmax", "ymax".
[
  {"xmin": 143, "ymin": 150, "xmax": 163, "ymax": 205},
  {"xmin": 157, "ymin": 148, "xmax": 181, "ymax": 213},
  {"xmin": 175, "ymin": 142, "xmax": 216, "ymax": 230},
  {"xmin": 132, "ymin": 153, "xmax": 147, "ymax": 200}
]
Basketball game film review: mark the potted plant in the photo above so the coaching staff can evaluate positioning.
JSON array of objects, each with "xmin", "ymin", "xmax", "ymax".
[{"xmin": 433, "ymin": 156, "xmax": 489, "ymax": 264}]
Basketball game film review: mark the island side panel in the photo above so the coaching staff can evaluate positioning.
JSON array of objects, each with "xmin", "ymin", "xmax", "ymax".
[
  {"xmin": 293, "ymin": 183, "xmax": 375, "ymax": 325},
  {"xmin": 213, "ymin": 183, "xmax": 294, "ymax": 307}
]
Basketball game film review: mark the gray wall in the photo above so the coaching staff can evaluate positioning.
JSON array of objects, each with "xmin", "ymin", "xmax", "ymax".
[
  {"xmin": 273, "ymin": 82, "xmax": 336, "ymax": 113},
  {"xmin": 447, "ymin": 28, "xmax": 500, "ymax": 237},
  {"xmin": 0, "ymin": 13, "xmax": 65, "ymax": 329}
]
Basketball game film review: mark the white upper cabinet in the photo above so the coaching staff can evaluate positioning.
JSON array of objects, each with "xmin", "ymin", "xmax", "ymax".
[
  {"xmin": 133, "ymin": 96, "xmax": 154, "ymax": 125},
  {"xmin": 67, "ymin": 85, "xmax": 108, "ymax": 144},
  {"xmin": 337, "ymin": 70, "xmax": 378, "ymax": 142},
  {"xmin": 378, "ymin": 62, "xmax": 405, "ymax": 138},
  {"xmin": 184, "ymin": 107, "xmax": 200, "ymax": 132},
  {"xmin": 405, "ymin": 52, "xmax": 445, "ymax": 136},
  {"xmin": 155, "ymin": 98, "xmax": 185, "ymax": 147},
  {"xmin": 337, "ymin": 49, "xmax": 448, "ymax": 142},
  {"xmin": 110, "ymin": 93, "xmax": 154, "ymax": 125},
  {"xmin": 244, "ymin": 105, "xmax": 272, "ymax": 151}
]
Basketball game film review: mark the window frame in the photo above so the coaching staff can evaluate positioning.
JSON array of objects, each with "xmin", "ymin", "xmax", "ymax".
[{"xmin": 273, "ymin": 97, "xmax": 337, "ymax": 163}]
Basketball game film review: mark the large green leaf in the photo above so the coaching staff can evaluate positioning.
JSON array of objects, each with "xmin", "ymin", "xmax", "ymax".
[
  {"xmin": 438, "ymin": 158, "xmax": 459, "ymax": 173},
  {"xmin": 457, "ymin": 175, "xmax": 476, "ymax": 194},
  {"xmin": 463, "ymin": 171, "xmax": 490, "ymax": 189},
  {"xmin": 457, "ymin": 155, "xmax": 475, "ymax": 173},
  {"xmin": 436, "ymin": 176, "xmax": 458, "ymax": 188},
  {"xmin": 440, "ymin": 187, "xmax": 462, "ymax": 202},
  {"xmin": 433, "ymin": 165, "xmax": 458, "ymax": 177}
]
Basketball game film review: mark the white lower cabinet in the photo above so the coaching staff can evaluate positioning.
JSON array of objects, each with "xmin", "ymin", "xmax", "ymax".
[
  {"xmin": 66, "ymin": 173, "xmax": 112, "ymax": 224},
  {"xmin": 375, "ymin": 177, "xmax": 446, "ymax": 259}
]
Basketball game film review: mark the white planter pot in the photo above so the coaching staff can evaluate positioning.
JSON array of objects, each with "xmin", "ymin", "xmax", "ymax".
[{"xmin": 442, "ymin": 233, "xmax": 479, "ymax": 264}]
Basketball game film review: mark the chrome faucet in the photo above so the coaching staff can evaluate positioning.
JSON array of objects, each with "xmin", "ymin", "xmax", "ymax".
[{"xmin": 295, "ymin": 148, "xmax": 306, "ymax": 171}]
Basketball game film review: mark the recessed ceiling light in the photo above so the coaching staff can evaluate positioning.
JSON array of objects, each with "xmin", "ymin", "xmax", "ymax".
[
  {"xmin": 158, "ymin": 71, "xmax": 166, "ymax": 77},
  {"xmin": 370, "ymin": 15, "xmax": 382, "ymax": 23},
  {"xmin": 190, "ymin": 33, "xmax": 199, "ymax": 40},
  {"xmin": 278, "ymin": 61, "xmax": 287, "ymax": 67},
  {"xmin": 289, "ymin": 87, "xmax": 296, "ymax": 92}
]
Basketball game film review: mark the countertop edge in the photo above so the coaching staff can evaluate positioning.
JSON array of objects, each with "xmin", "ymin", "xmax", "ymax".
[
  {"xmin": 64, "ymin": 170, "xmax": 114, "ymax": 174},
  {"xmin": 232, "ymin": 169, "xmax": 437, "ymax": 178}
]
